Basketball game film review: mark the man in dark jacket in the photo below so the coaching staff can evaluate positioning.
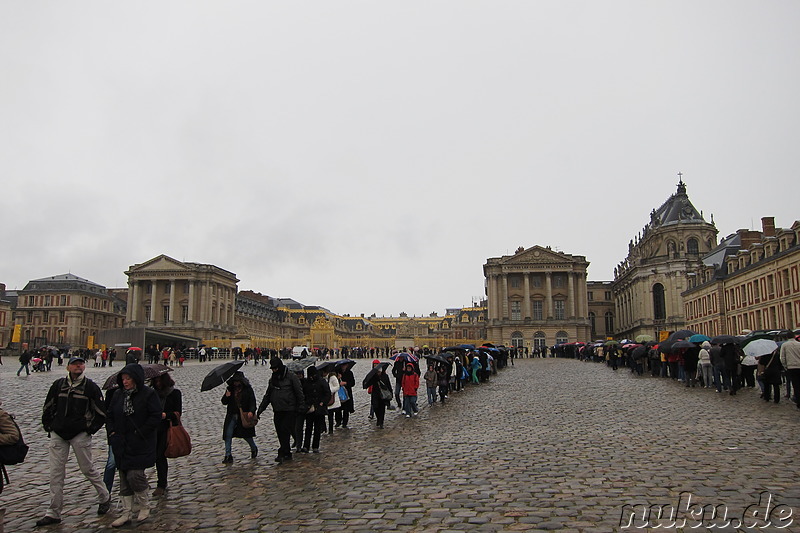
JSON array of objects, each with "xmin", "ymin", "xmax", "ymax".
[
  {"xmin": 106, "ymin": 363, "xmax": 162, "ymax": 526},
  {"xmin": 257, "ymin": 357, "xmax": 305, "ymax": 463},
  {"xmin": 36, "ymin": 355, "xmax": 111, "ymax": 527}
]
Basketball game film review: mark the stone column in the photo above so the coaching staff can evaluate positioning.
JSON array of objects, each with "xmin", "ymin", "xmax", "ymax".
[
  {"xmin": 501, "ymin": 274, "xmax": 509, "ymax": 320},
  {"xmin": 149, "ymin": 281, "xmax": 156, "ymax": 322},
  {"xmin": 188, "ymin": 281, "xmax": 195, "ymax": 322},
  {"xmin": 523, "ymin": 274, "xmax": 531, "ymax": 320},
  {"xmin": 545, "ymin": 272, "xmax": 553, "ymax": 319},
  {"xmin": 568, "ymin": 273, "xmax": 576, "ymax": 318},
  {"xmin": 168, "ymin": 280, "xmax": 176, "ymax": 323}
]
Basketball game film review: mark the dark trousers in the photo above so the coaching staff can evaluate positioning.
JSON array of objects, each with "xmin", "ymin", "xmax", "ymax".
[
  {"xmin": 763, "ymin": 382, "xmax": 780, "ymax": 402},
  {"xmin": 273, "ymin": 411, "xmax": 296, "ymax": 458},
  {"xmin": 371, "ymin": 397, "xmax": 386, "ymax": 427},
  {"xmin": 155, "ymin": 427, "xmax": 168, "ymax": 488},
  {"xmin": 786, "ymin": 368, "xmax": 800, "ymax": 406},
  {"xmin": 303, "ymin": 414, "xmax": 324, "ymax": 450},
  {"xmin": 340, "ymin": 398, "xmax": 353, "ymax": 427}
]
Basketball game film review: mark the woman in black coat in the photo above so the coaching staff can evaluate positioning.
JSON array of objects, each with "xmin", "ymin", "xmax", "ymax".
[
  {"xmin": 363, "ymin": 364, "xmax": 392, "ymax": 429},
  {"xmin": 221, "ymin": 371, "xmax": 258, "ymax": 464},
  {"xmin": 107, "ymin": 363, "xmax": 162, "ymax": 527},
  {"xmin": 151, "ymin": 373, "xmax": 182, "ymax": 497}
]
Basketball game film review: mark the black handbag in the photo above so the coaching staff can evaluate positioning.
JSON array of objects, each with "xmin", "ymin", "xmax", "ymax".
[{"xmin": 0, "ymin": 418, "xmax": 29, "ymax": 466}]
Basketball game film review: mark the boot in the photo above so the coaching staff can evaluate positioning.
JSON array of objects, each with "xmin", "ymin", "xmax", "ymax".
[
  {"xmin": 111, "ymin": 495, "xmax": 133, "ymax": 528},
  {"xmin": 134, "ymin": 490, "xmax": 150, "ymax": 522}
]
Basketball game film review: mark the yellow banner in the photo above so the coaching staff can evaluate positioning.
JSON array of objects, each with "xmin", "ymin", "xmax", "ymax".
[
  {"xmin": 11, "ymin": 324, "xmax": 21, "ymax": 343},
  {"xmin": 87, "ymin": 335, "xmax": 95, "ymax": 349}
]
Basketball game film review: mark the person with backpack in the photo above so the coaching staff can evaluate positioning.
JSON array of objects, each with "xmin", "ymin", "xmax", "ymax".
[{"xmin": 35, "ymin": 356, "xmax": 111, "ymax": 527}]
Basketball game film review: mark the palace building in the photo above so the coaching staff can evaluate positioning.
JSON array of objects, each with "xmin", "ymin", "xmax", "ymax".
[
  {"xmin": 612, "ymin": 180, "xmax": 718, "ymax": 341},
  {"xmin": 484, "ymin": 245, "xmax": 591, "ymax": 349}
]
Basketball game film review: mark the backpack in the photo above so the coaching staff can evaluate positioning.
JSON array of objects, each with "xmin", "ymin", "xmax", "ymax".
[{"xmin": 0, "ymin": 416, "xmax": 29, "ymax": 466}]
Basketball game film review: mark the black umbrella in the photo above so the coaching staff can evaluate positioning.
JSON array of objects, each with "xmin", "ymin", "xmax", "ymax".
[
  {"xmin": 333, "ymin": 358, "xmax": 356, "ymax": 370},
  {"xmin": 672, "ymin": 340, "xmax": 696, "ymax": 350},
  {"xmin": 425, "ymin": 354, "xmax": 451, "ymax": 366},
  {"xmin": 711, "ymin": 335, "xmax": 738, "ymax": 345},
  {"xmin": 362, "ymin": 362, "xmax": 391, "ymax": 389},
  {"xmin": 102, "ymin": 364, "xmax": 172, "ymax": 390},
  {"xmin": 631, "ymin": 345, "xmax": 648, "ymax": 360},
  {"xmin": 666, "ymin": 329, "xmax": 697, "ymax": 342},
  {"xmin": 200, "ymin": 360, "xmax": 246, "ymax": 391}
]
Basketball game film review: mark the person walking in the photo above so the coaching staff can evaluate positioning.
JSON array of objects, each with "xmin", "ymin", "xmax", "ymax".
[
  {"xmin": 698, "ymin": 341, "xmax": 714, "ymax": 388},
  {"xmin": 16, "ymin": 350, "xmax": 32, "ymax": 377},
  {"xmin": 36, "ymin": 355, "xmax": 111, "ymax": 527},
  {"xmin": 401, "ymin": 363, "xmax": 420, "ymax": 417},
  {"xmin": 221, "ymin": 371, "xmax": 258, "ymax": 464},
  {"xmin": 780, "ymin": 334, "xmax": 800, "ymax": 409},
  {"xmin": 338, "ymin": 361, "xmax": 356, "ymax": 428},
  {"xmin": 300, "ymin": 366, "xmax": 331, "ymax": 453},
  {"xmin": 424, "ymin": 363, "xmax": 437, "ymax": 406},
  {"xmin": 257, "ymin": 358, "xmax": 305, "ymax": 463},
  {"xmin": 758, "ymin": 349, "xmax": 783, "ymax": 404},
  {"xmin": 321, "ymin": 365, "xmax": 341, "ymax": 434},
  {"xmin": 363, "ymin": 362, "xmax": 392, "ymax": 429},
  {"xmin": 106, "ymin": 363, "xmax": 162, "ymax": 527},
  {"xmin": 151, "ymin": 373, "xmax": 182, "ymax": 497}
]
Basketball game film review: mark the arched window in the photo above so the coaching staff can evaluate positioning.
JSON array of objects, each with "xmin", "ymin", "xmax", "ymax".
[
  {"xmin": 556, "ymin": 331, "xmax": 568, "ymax": 344},
  {"xmin": 533, "ymin": 331, "xmax": 546, "ymax": 349},
  {"xmin": 687, "ymin": 237, "xmax": 699, "ymax": 255},
  {"xmin": 653, "ymin": 283, "xmax": 666, "ymax": 320},
  {"xmin": 511, "ymin": 331, "xmax": 524, "ymax": 348}
]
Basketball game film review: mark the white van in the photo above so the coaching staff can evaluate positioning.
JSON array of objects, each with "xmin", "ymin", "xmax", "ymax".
[{"xmin": 291, "ymin": 346, "xmax": 311, "ymax": 359}]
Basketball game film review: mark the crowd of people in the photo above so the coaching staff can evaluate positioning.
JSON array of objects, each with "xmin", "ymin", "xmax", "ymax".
[{"xmin": 0, "ymin": 345, "xmax": 511, "ymax": 529}]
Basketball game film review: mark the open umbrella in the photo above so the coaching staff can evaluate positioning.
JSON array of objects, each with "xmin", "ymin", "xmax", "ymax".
[
  {"xmin": 390, "ymin": 352, "xmax": 419, "ymax": 363},
  {"xmin": 286, "ymin": 356, "xmax": 318, "ymax": 373},
  {"xmin": 604, "ymin": 340, "xmax": 619, "ymax": 346},
  {"xmin": 425, "ymin": 354, "xmax": 451, "ymax": 366},
  {"xmin": 672, "ymin": 340, "xmax": 696, "ymax": 350},
  {"xmin": 688, "ymin": 334, "xmax": 711, "ymax": 343},
  {"xmin": 741, "ymin": 338, "xmax": 778, "ymax": 358},
  {"xmin": 200, "ymin": 360, "xmax": 246, "ymax": 391},
  {"xmin": 667, "ymin": 330, "xmax": 697, "ymax": 342},
  {"xmin": 103, "ymin": 363, "xmax": 172, "ymax": 390},
  {"xmin": 711, "ymin": 335, "xmax": 738, "ymax": 345},
  {"xmin": 333, "ymin": 358, "xmax": 356, "ymax": 370},
  {"xmin": 635, "ymin": 334, "xmax": 654, "ymax": 343},
  {"xmin": 362, "ymin": 362, "xmax": 391, "ymax": 388}
]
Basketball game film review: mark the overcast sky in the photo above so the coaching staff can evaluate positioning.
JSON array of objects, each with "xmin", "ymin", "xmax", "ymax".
[{"xmin": 1, "ymin": 2, "xmax": 798, "ymax": 317}]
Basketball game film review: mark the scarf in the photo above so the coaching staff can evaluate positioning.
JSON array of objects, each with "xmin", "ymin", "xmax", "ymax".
[{"xmin": 123, "ymin": 386, "xmax": 138, "ymax": 416}]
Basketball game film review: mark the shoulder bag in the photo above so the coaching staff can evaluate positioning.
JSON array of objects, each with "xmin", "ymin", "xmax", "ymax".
[{"xmin": 164, "ymin": 414, "xmax": 192, "ymax": 458}]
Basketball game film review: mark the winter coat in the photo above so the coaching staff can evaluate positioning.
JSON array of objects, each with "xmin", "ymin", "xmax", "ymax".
[
  {"xmin": 758, "ymin": 351, "xmax": 783, "ymax": 385},
  {"xmin": 401, "ymin": 371, "xmax": 420, "ymax": 396},
  {"xmin": 222, "ymin": 375, "xmax": 257, "ymax": 440},
  {"xmin": 327, "ymin": 374, "xmax": 341, "ymax": 410},
  {"xmin": 423, "ymin": 369, "xmax": 437, "ymax": 388},
  {"xmin": 42, "ymin": 374, "xmax": 106, "ymax": 441},
  {"xmin": 302, "ymin": 373, "xmax": 332, "ymax": 417},
  {"xmin": 258, "ymin": 367, "xmax": 305, "ymax": 414},
  {"xmin": 106, "ymin": 364, "xmax": 162, "ymax": 471},
  {"xmin": 364, "ymin": 371, "xmax": 392, "ymax": 407},
  {"xmin": 0, "ymin": 408, "xmax": 20, "ymax": 446}
]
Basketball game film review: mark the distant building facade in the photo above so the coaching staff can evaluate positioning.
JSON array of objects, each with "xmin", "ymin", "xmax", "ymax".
[
  {"xmin": 587, "ymin": 281, "xmax": 615, "ymax": 340},
  {"xmin": 484, "ymin": 245, "xmax": 591, "ymax": 350},
  {"xmin": 613, "ymin": 180, "xmax": 718, "ymax": 341},
  {"xmin": 13, "ymin": 274, "xmax": 126, "ymax": 349},
  {"xmin": 125, "ymin": 255, "xmax": 239, "ymax": 342},
  {"xmin": 683, "ymin": 217, "xmax": 800, "ymax": 336},
  {"xmin": 0, "ymin": 284, "xmax": 13, "ymax": 349}
]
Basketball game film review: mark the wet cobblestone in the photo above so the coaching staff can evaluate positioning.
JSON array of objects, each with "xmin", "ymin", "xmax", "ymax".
[{"xmin": 1, "ymin": 358, "xmax": 799, "ymax": 532}]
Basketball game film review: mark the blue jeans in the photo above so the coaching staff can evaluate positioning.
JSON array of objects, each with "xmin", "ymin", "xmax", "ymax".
[
  {"xmin": 402, "ymin": 395, "xmax": 418, "ymax": 415},
  {"xmin": 103, "ymin": 448, "xmax": 116, "ymax": 493},
  {"xmin": 426, "ymin": 387, "xmax": 437, "ymax": 405},
  {"xmin": 224, "ymin": 418, "xmax": 257, "ymax": 457}
]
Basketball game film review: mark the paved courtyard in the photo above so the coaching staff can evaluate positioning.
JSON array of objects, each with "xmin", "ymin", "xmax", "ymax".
[{"xmin": 1, "ymin": 357, "xmax": 799, "ymax": 532}]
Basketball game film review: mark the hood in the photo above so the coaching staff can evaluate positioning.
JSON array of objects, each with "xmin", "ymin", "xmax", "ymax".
[
  {"xmin": 230, "ymin": 371, "xmax": 252, "ymax": 387},
  {"xmin": 117, "ymin": 363, "xmax": 145, "ymax": 389}
]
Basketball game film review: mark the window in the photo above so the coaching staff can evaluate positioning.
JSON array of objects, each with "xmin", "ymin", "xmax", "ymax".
[
  {"xmin": 59, "ymin": 311, "xmax": 65, "ymax": 323},
  {"xmin": 144, "ymin": 305, "xmax": 151, "ymax": 320},
  {"xmin": 604, "ymin": 312, "xmax": 614, "ymax": 334},
  {"xmin": 43, "ymin": 311, "xmax": 50, "ymax": 323},
  {"xmin": 28, "ymin": 295, "xmax": 35, "ymax": 306},
  {"xmin": 554, "ymin": 300, "xmax": 565, "ymax": 320},
  {"xmin": 533, "ymin": 332, "xmax": 547, "ymax": 350},
  {"xmin": 605, "ymin": 291, "xmax": 612, "ymax": 300},
  {"xmin": 589, "ymin": 312, "xmax": 596, "ymax": 338},
  {"xmin": 653, "ymin": 283, "xmax": 666, "ymax": 320},
  {"xmin": 533, "ymin": 301, "xmax": 543, "ymax": 320},
  {"xmin": 588, "ymin": 292, "xmax": 594, "ymax": 301},
  {"xmin": 553, "ymin": 275, "xmax": 565, "ymax": 289},
  {"xmin": 510, "ymin": 276, "xmax": 521, "ymax": 289},
  {"xmin": 45, "ymin": 295, "xmax": 51, "ymax": 306},
  {"xmin": 165, "ymin": 283, "xmax": 171, "ymax": 294},
  {"xmin": 163, "ymin": 306, "xmax": 170, "ymax": 321},
  {"xmin": 532, "ymin": 275, "xmax": 542, "ymax": 288},
  {"xmin": 182, "ymin": 305, "xmax": 189, "ymax": 322},
  {"xmin": 687, "ymin": 238, "xmax": 699, "ymax": 255},
  {"xmin": 27, "ymin": 311, "xmax": 33, "ymax": 323},
  {"xmin": 511, "ymin": 332, "xmax": 524, "ymax": 348},
  {"xmin": 60, "ymin": 295, "xmax": 67, "ymax": 305},
  {"xmin": 511, "ymin": 301, "xmax": 521, "ymax": 321},
  {"xmin": 461, "ymin": 314, "xmax": 470, "ymax": 323},
  {"xmin": 555, "ymin": 331, "xmax": 568, "ymax": 344},
  {"xmin": 184, "ymin": 282, "xmax": 190, "ymax": 294}
]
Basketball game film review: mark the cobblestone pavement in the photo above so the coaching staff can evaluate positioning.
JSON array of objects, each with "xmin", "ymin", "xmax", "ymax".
[{"xmin": 1, "ymin": 358, "xmax": 799, "ymax": 532}]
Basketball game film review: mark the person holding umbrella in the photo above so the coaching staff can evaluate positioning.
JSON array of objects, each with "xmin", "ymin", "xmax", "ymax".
[
  {"xmin": 337, "ymin": 360, "xmax": 356, "ymax": 429},
  {"xmin": 362, "ymin": 360, "xmax": 392, "ymax": 429},
  {"xmin": 257, "ymin": 358, "xmax": 305, "ymax": 463},
  {"xmin": 221, "ymin": 371, "xmax": 258, "ymax": 464},
  {"xmin": 300, "ymin": 366, "xmax": 331, "ymax": 452}
]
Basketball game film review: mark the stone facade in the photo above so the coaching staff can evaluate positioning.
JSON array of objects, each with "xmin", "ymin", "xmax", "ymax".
[
  {"xmin": 683, "ymin": 217, "xmax": 800, "ymax": 336},
  {"xmin": 587, "ymin": 281, "xmax": 615, "ymax": 341},
  {"xmin": 125, "ymin": 255, "xmax": 239, "ymax": 342},
  {"xmin": 612, "ymin": 180, "xmax": 717, "ymax": 341},
  {"xmin": 13, "ymin": 274, "xmax": 125, "ymax": 349},
  {"xmin": 484, "ymin": 245, "xmax": 591, "ymax": 349},
  {"xmin": 0, "ymin": 284, "xmax": 13, "ymax": 349}
]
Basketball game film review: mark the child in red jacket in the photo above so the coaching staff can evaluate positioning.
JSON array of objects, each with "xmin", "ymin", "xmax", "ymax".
[{"xmin": 401, "ymin": 363, "xmax": 420, "ymax": 417}]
